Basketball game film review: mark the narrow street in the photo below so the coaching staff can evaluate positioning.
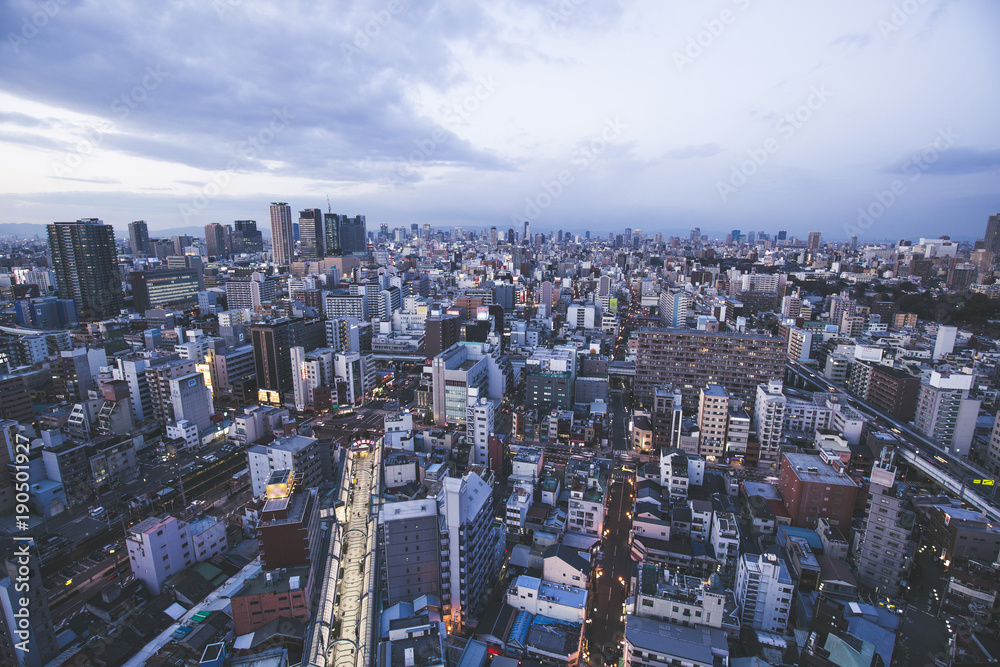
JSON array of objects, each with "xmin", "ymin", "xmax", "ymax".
[{"xmin": 588, "ymin": 476, "xmax": 633, "ymax": 665}]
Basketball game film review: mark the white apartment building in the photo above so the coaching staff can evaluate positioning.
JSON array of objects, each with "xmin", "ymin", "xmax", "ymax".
[
  {"xmin": 735, "ymin": 552, "xmax": 795, "ymax": 634},
  {"xmin": 507, "ymin": 575, "xmax": 587, "ymax": 623},
  {"xmin": 913, "ymin": 371, "xmax": 980, "ymax": 457},
  {"xmin": 755, "ymin": 379, "xmax": 786, "ymax": 465},
  {"xmin": 466, "ymin": 390, "xmax": 496, "ymax": 468},
  {"xmin": 126, "ymin": 514, "xmax": 226, "ymax": 595}
]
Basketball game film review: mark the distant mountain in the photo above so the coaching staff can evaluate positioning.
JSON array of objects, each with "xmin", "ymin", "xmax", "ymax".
[
  {"xmin": 0, "ymin": 222, "xmax": 270, "ymax": 240},
  {"xmin": 0, "ymin": 223, "xmax": 50, "ymax": 239}
]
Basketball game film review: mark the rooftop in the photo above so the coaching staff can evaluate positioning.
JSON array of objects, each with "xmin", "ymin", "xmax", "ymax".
[
  {"xmin": 782, "ymin": 453, "xmax": 856, "ymax": 487},
  {"xmin": 624, "ymin": 615, "xmax": 728, "ymax": 663}
]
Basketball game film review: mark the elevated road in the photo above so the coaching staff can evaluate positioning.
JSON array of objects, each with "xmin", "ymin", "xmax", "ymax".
[{"xmin": 785, "ymin": 359, "xmax": 1000, "ymax": 523}]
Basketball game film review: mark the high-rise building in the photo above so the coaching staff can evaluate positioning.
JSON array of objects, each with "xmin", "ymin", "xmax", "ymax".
[
  {"xmin": 47, "ymin": 218, "xmax": 122, "ymax": 321},
  {"xmin": 338, "ymin": 215, "xmax": 367, "ymax": 254},
  {"xmin": 635, "ymin": 328, "xmax": 785, "ymax": 408},
  {"xmin": 269, "ymin": 202, "xmax": 294, "ymax": 266},
  {"xmin": 984, "ymin": 213, "xmax": 1000, "ymax": 256},
  {"xmin": 439, "ymin": 469, "xmax": 502, "ymax": 632},
  {"xmin": 735, "ymin": 553, "xmax": 795, "ymax": 634},
  {"xmin": 290, "ymin": 346, "xmax": 335, "ymax": 412},
  {"xmin": 298, "ymin": 208, "xmax": 324, "ymax": 259},
  {"xmin": 324, "ymin": 213, "xmax": 341, "ymax": 255},
  {"xmin": 807, "ymin": 231, "xmax": 822, "ymax": 251},
  {"xmin": 204, "ymin": 222, "xmax": 229, "ymax": 258},
  {"xmin": 250, "ymin": 318, "xmax": 325, "ymax": 402},
  {"xmin": 658, "ymin": 289, "xmax": 690, "ymax": 328},
  {"xmin": 424, "ymin": 313, "xmax": 461, "ymax": 361},
  {"xmin": 913, "ymin": 372, "xmax": 980, "ymax": 457},
  {"xmin": 856, "ymin": 462, "xmax": 916, "ymax": 595},
  {"xmin": 128, "ymin": 219, "xmax": 150, "ymax": 255},
  {"xmin": 232, "ymin": 220, "xmax": 264, "ymax": 254}
]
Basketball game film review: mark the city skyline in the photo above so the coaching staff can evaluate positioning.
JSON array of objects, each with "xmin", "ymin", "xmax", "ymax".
[{"xmin": 1, "ymin": 1, "xmax": 998, "ymax": 239}]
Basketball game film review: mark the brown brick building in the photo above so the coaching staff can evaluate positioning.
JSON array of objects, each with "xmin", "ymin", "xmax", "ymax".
[{"xmin": 777, "ymin": 453, "xmax": 858, "ymax": 529}]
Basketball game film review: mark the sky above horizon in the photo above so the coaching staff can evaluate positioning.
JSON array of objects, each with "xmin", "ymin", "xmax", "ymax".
[{"xmin": 1, "ymin": 0, "xmax": 998, "ymax": 241}]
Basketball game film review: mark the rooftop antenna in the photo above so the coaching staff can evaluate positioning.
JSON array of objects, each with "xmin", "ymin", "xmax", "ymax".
[{"xmin": 327, "ymin": 195, "xmax": 332, "ymax": 214}]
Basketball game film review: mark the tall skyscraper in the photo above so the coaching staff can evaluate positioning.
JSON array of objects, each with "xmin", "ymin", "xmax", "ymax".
[
  {"xmin": 298, "ymin": 208, "xmax": 324, "ymax": 259},
  {"xmin": 204, "ymin": 222, "xmax": 229, "ymax": 258},
  {"xmin": 232, "ymin": 220, "xmax": 263, "ymax": 254},
  {"xmin": 47, "ymin": 218, "xmax": 122, "ymax": 321},
  {"xmin": 984, "ymin": 213, "xmax": 1000, "ymax": 256},
  {"xmin": 269, "ymin": 202, "xmax": 294, "ymax": 266},
  {"xmin": 128, "ymin": 220, "xmax": 149, "ymax": 255},
  {"xmin": 324, "ymin": 213, "xmax": 341, "ymax": 255},
  {"xmin": 807, "ymin": 231, "xmax": 822, "ymax": 251},
  {"xmin": 523, "ymin": 220, "xmax": 530, "ymax": 241},
  {"xmin": 489, "ymin": 226, "xmax": 498, "ymax": 249},
  {"xmin": 338, "ymin": 215, "xmax": 367, "ymax": 254}
]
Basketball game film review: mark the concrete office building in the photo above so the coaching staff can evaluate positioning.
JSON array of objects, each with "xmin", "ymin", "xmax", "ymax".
[{"xmin": 379, "ymin": 498, "xmax": 444, "ymax": 607}]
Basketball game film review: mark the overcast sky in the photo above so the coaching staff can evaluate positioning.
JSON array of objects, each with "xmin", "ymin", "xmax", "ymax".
[{"xmin": 1, "ymin": 0, "xmax": 998, "ymax": 241}]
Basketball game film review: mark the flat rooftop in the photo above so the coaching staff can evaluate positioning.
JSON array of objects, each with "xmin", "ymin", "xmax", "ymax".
[
  {"xmin": 783, "ymin": 453, "xmax": 856, "ymax": 487},
  {"xmin": 624, "ymin": 615, "xmax": 728, "ymax": 663}
]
